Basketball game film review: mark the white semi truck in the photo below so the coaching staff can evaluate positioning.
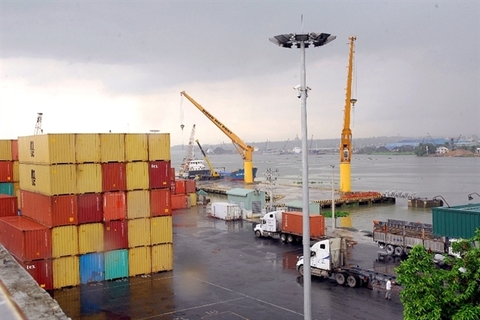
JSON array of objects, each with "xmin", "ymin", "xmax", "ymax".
[{"xmin": 296, "ymin": 237, "xmax": 396, "ymax": 288}]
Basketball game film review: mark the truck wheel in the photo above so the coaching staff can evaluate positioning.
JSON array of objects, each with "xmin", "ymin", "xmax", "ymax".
[
  {"xmin": 335, "ymin": 273, "xmax": 346, "ymax": 286},
  {"xmin": 386, "ymin": 244, "xmax": 394, "ymax": 255},
  {"xmin": 298, "ymin": 265, "xmax": 304, "ymax": 276},
  {"xmin": 287, "ymin": 235, "xmax": 294, "ymax": 243},
  {"xmin": 347, "ymin": 275, "xmax": 359, "ymax": 288},
  {"xmin": 394, "ymin": 246, "xmax": 403, "ymax": 256},
  {"xmin": 280, "ymin": 233, "xmax": 287, "ymax": 242},
  {"xmin": 255, "ymin": 230, "xmax": 261, "ymax": 238}
]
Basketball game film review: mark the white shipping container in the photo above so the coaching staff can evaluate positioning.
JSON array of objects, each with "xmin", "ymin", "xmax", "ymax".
[{"xmin": 211, "ymin": 202, "xmax": 242, "ymax": 221}]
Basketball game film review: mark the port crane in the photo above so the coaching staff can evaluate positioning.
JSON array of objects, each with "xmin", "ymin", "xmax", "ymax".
[
  {"xmin": 34, "ymin": 113, "xmax": 43, "ymax": 135},
  {"xmin": 179, "ymin": 124, "xmax": 196, "ymax": 178},
  {"xmin": 339, "ymin": 36, "xmax": 357, "ymax": 193},
  {"xmin": 196, "ymin": 139, "xmax": 220, "ymax": 179},
  {"xmin": 180, "ymin": 91, "xmax": 255, "ymax": 183}
]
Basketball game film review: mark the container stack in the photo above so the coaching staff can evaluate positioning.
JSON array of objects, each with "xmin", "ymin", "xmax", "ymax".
[
  {"xmin": 0, "ymin": 139, "xmax": 19, "ymax": 211},
  {"xmin": 0, "ymin": 133, "xmax": 174, "ymax": 291},
  {"xmin": 171, "ymin": 178, "xmax": 197, "ymax": 209}
]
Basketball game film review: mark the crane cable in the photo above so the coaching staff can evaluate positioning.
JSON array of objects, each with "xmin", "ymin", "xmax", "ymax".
[{"xmin": 180, "ymin": 94, "xmax": 185, "ymax": 149}]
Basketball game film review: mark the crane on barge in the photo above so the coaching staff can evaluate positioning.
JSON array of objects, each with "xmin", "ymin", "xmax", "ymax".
[
  {"xmin": 339, "ymin": 36, "xmax": 357, "ymax": 193},
  {"xmin": 180, "ymin": 91, "xmax": 255, "ymax": 184}
]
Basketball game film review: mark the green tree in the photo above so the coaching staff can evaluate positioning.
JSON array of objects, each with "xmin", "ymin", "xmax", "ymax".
[{"xmin": 395, "ymin": 229, "xmax": 480, "ymax": 320}]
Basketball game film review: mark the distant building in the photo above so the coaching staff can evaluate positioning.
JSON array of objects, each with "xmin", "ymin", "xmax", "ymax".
[{"xmin": 436, "ymin": 146, "xmax": 449, "ymax": 154}]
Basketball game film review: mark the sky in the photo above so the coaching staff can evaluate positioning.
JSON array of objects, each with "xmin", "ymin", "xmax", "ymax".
[{"xmin": 0, "ymin": 1, "xmax": 479, "ymax": 147}]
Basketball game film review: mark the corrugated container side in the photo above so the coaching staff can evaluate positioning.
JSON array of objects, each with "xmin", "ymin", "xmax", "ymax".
[
  {"xmin": 101, "ymin": 162, "xmax": 126, "ymax": 192},
  {"xmin": 18, "ymin": 134, "xmax": 76, "ymax": 165},
  {"xmin": 0, "ymin": 194, "xmax": 18, "ymax": 217},
  {"xmin": 76, "ymin": 163, "xmax": 102, "ymax": 194},
  {"xmin": 52, "ymin": 225, "xmax": 79, "ymax": 258},
  {"xmin": 188, "ymin": 193, "xmax": 197, "ymax": 207},
  {"xmin": 0, "ymin": 216, "xmax": 52, "ymax": 260},
  {"xmin": 0, "ymin": 161, "xmax": 13, "ymax": 182},
  {"xmin": 21, "ymin": 191, "xmax": 78, "ymax": 227},
  {"xmin": 13, "ymin": 182, "xmax": 20, "ymax": 209},
  {"xmin": 100, "ymin": 134, "xmax": 125, "ymax": 163},
  {"xmin": 104, "ymin": 249, "xmax": 128, "ymax": 280},
  {"xmin": 0, "ymin": 182, "xmax": 14, "ymax": 195},
  {"xmin": 14, "ymin": 257, "xmax": 53, "ymax": 291},
  {"xmin": 125, "ymin": 134, "xmax": 148, "ymax": 162},
  {"xmin": 282, "ymin": 212, "xmax": 325, "ymax": 238},
  {"xmin": 53, "ymin": 256, "xmax": 80, "ymax": 289},
  {"xmin": 77, "ymin": 193, "xmax": 103, "ymax": 224},
  {"xmin": 104, "ymin": 220, "xmax": 128, "ymax": 251},
  {"xmin": 78, "ymin": 223, "xmax": 104, "ymax": 254},
  {"xmin": 75, "ymin": 134, "xmax": 101, "ymax": 163},
  {"xmin": 150, "ymin": 189, "xmax": 171, "ymax": 217},
  {"xmin": 150, "ymin": 216, "xmax": 173, "ymax": 245},
  {"xmin": 149, "ymin": 161, "xmax": 171, "ymax": 189},
  {"xmin": 171, "ymin": 194, "xmax": 188, "ymax": 210},
  {"xmin": 148, "ymin": 133, "xmax": 170, "ymax": 161},
  {"xmin": 174, "ymin": 179, "xmax": 186, "ymax": 195},
  {"xmin": 151, "ymin": 243, "xmax": 173, "ymax": 273},
  {"xmin": 19, "ymin": 163, "xmax": 77, "ymax": 196},
  {"xmin": 11, "ymin": 140, "xmax": 18, "ymax": 161},
  {"xmin": 185, "ymin": 180, "xmax": 196, "ymax": 194},
  {"xmin": 128, "ymin": 218, "xmax": 151, "ymax": 248},
  {"xmin": 126, "ymin": 162, "xmax": 149, "ymax": 191},
  {"xmin": 127, "ymin": 190, "xmax": 150, "ymax": 219},
  {"xmin": 103, "ymin": 191, "xmax": 127, "ymax": 221},
  {"xmin": 433, "ymin": 206, "xmax": 480, "ymax": 239},
  {"xmin": 0, "ymin": 140, "xmax": 13, "ymax": 160},
  {"xmin": 12, "ymin": 161, "xmax": 19, "ymax": 182},
  {"xmin": 128, "ymin": 246, "xmax": 152, "ymax": 276},
  {"xmin": 80, "ymin": 253, "xmax": 105, "ymax": 284}
]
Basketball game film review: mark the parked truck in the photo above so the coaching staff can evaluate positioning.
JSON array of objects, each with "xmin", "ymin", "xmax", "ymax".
[
  {"xmin": 296, "ymin": 237, "xmax": 396, "ymax": 288},
  {"xmin": 254, "ymin": 211, "xmax": 326, "ymax": 243},
  {"xmin": 373, "ymin": 219, "xmax": 457, "ymax": 257}
]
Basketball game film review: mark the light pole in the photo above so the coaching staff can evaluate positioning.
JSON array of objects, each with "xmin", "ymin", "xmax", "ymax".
[
  {"xmin": 270, "ymin": 31, "xmax": 335, "ymax": 320},
  {"xmin": 331, "ymin": 165, "xmax": 335, "ymax": 231}
]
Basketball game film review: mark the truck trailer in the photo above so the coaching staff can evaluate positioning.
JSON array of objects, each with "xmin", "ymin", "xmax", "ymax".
[
  {"xmin": 296, "ymin": 237, "xmax": 396, "ymax": 288},
  {"xmin": 254, "ymin": 211, "xmax": 326, "ymax": 243}
]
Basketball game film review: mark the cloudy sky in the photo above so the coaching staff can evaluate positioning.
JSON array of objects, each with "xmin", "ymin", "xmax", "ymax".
[{"xmin": 1, "ymin": 1, "xmax": 478, "ymax": 147}]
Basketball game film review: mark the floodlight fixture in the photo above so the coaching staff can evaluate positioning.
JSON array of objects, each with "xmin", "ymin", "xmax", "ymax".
[
  {"xmin": 433, "ymin": 195, "xmax": 450, "ymax": 208},
  {"xmin": 467, "ymin": 192, "xmax": 480, "ymax": 201}
]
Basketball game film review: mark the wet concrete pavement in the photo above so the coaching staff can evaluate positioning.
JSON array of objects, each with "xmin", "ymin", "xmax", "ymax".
[{"xmin": 53, "ymin": 205, "xmax": 404, "ymax": 320}]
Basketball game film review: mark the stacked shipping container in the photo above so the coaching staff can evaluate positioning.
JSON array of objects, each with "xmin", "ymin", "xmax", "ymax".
[
  {"xmin": 0, "ymin": 133, "xmax": 175, "ymax": 290},
  {"xmin": 0, "ymin": 140, "xmax": 19, "ymax": 210}
]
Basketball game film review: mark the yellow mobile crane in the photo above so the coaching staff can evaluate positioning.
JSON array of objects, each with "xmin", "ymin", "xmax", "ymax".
[
  {"xmin": 195, "ymin": 139, "xmax": 220, "ymax": 179},
  {"xmin": 180, "ymin": 91, "xmax": 255, "ymax": 184},
  {"xmin": 339, "ymin": 36, "xmax": 357, "ymax": 193}
]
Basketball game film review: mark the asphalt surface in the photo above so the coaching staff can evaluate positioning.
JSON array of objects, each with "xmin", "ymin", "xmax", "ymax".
[{"xmin": 52, "ymin": 205, "xmax": 404, "ymax": 320}]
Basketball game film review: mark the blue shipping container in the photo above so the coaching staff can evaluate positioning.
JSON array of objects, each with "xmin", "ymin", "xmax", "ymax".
[
  {"xmin": 0, "ymin": 182, "xmax": 14, "ymax": 196},
  {"xmin": 80, "ymin": 253, "xmax": 105, "ymax": 284},
  {"xmin": 104, "ymin": 249, "xmax": 128, "ymax": 281}
]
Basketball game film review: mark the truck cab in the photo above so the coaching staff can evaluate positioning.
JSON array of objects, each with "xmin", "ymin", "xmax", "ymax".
[
  {"xmin": 254, "ymin": 211, "xmax": 283, "ymax": 238},
  {"xmin": 297, "ymin": 238, "xmax": 346, "ymax": 277}
]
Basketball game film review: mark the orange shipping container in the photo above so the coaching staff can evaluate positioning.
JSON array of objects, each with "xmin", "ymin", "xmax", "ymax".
[
  {"xmin": 174, "ymin": 179, "xmax": 186, "ymax": 195},
  {"xmin": 282, "ymin": 211, "xmax": 325, "ymax": 239},
  {"xmin": 0, "ymin": 161, "xmax": 13, "ymax": 182},
  {"xmin": 103, "ymin": 191, "xmax": 127, "ymax": 221},
  {"xmin": 185, "ymin": 179, "xmax": 196, "ymax": 194},
  {"xmin": 11, "ymin": 140, "xmax": 18, "ymax": 161},
  {"xmin": 0, "ymin": 194, "xmax": 17, "ymax": 217},
  {"xmin": 150, "ymin": 189, "xmax": 171, "ymax": 217},
  {"xmin": 21, "ymin": 190, "xmax": 78, "ymax": 227},
  {"xmin": 171, "ymin": 194, "xmax": 188, "ymax": 210}
]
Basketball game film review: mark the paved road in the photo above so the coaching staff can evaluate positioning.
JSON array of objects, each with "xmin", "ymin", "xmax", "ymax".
[{"xmin": 54, "ymin": 206, "xmax": 404, "ymax": 320}]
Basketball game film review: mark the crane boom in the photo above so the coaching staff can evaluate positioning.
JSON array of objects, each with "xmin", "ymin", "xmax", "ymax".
[
  {"xmin": 339, "ymin": 36, "xmax": 356, "ymax": 193},
  {"xmin": 179, "ymin": 124, "xmax": 196, "ymax": 178},
  {"xmin": 196, "ymin": 139, "xmax": 219, "ymax": 178},
  {"xmin": 180, "ymin": 91, "xmax": 255, "ymax": 183}
]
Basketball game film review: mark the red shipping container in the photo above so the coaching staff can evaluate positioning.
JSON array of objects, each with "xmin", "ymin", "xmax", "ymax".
[
  {"xmin": 174, "ymin": 179, "xmax": 186, "ymax": 195},
  {"xmin": 77, "ymin": 193, "xmax": 103, "ymax": 224},
  {"xmin": 171, "ymin": 194, "xmax": 188, "ymax": 210},
  {"xmin": 0, "ymin": 194, "xmax": 18, "ymax": 217},
  {"xmin": 150, "ymin": 189, "xmax": 171, "ymax": 216},
  {"xmin": 0, "ymin": 216, "xmax": 52, "ymax": 261},
  {"xmin": 103, "ymin": 191, "xmax": 126, "ymax": 221},
  {"xmin": 185, "ymin": 179, "xmax": 196, "ymax": 194},
  {"xmin": 282, "ymin": 212, "xmax": 325, "ymax": 238},
  {"xmin": 14, "ymin": 256, "xmax": 53, "ymax": 291},
  {"xmin": 149, "ymin": 161, "xmax": 171, "ymax": 189},
  {"xmin": 11, "ymin": 140, "xmax": 19, "ymax": 161},
  {"xmin": 21, "ymin": 190, "xmax": 78, "ymax": 227},
  {"xmin": 170, "ymin": 168, "xmax": 176, "ymax": 182},
  {"xmin": 0, "ymin": 161, "xmax": 13, "ymax": 182},
  {"xmin": 170, "ymin": 180, "xmax": 176, "ymax": 195},
  {"xmin": 104, "ymin": 220, "xmax": 128, "ymax": 251},
  {"xmin": 102, "ymin": 163, "xmax": 126, "ymax": 192}
]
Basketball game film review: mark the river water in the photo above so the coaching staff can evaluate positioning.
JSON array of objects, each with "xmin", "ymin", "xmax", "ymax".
[{"xmin": 172, "ymin": 149, "xmax": 480, "ymax": 231}]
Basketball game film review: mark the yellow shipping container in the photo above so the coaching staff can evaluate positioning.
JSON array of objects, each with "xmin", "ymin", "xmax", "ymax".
[
  {"xmin": 126, "ymin": 190, "xmax": 150, "ymax": 219},
  {"xmin": 125, "ymin": 134, "xmax": 148, "ymax": 162},
  {"xmin": 128, "ymin": 246, "xmax": 152, "ymax": 276},
  {"xmin": 151, "ymin": 243, "xmax": 173, "ymax": 273},
  {"xmin": 148, "ymin": 133, "xmax": 170, "ymax": 161},
  {"xmin": 76, "ymin": 163, "xmax": 102, "ymax": 194},
  {"xmin": 126, "ymin": 162, "xmax": 149, "ymax": 191},
  {"xmin": 76, "ymin": 134, "xmax": 101, "ymax": 163},
  {"xmin": 19, "ymin": 163, "xmax": 76, "ymax": 196},
  {"xmin": 128, "ymin": 218, "xmax": 151, "ymax": 248},
  {"xmin": 0, "ymin": 140, "xmax": 12, "ymax": 160},
  {"xmin": 78, "ymin": 223, "xmax": 104, "ymax": 254},
  {"xmin": 52, "ymin": 225, "xmax": 79, "ymax": 258},
  {"xmin": 53, "ymin": 256, "xmax": 80, "ymax": 289},
  {"xmin": 18, "ymin": 134, "xmax": 75, "ymax": 164},
  {"xmin": 188, "ymin": 193, "xmax": 197, "ymax": 207},
  {"xmin": 150, "ymin": 216, "xmax": 173, "ymax": 245},
  {"xmin": 12, "ymin": 161, "xmax": 19, "ymax": 182},
  {"xmin": 100, "ymin": 134, "xmax": 125, "ymax": 163}
]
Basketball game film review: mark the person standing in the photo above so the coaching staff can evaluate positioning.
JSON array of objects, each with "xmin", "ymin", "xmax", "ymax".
[{"xmin": 385, "ymin": 278, "xmax": 392, "ymax": 300}]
